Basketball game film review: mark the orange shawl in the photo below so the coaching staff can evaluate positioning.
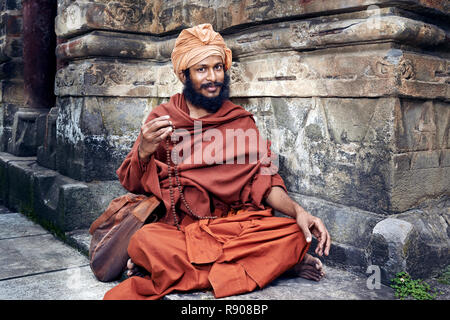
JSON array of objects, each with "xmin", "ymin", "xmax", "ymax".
[{"xmin": 116, "ymin": 93, "xmax": 286, "ymax": 226}]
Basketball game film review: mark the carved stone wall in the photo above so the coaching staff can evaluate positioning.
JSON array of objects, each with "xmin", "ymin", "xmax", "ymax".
[
  {"xmin": 0, "ymin": 0, "xmax": 447, "ymax": 281},
  {"xmin": 51, "ymin": 0, "xmax": 449, "ymax": 280},
  {"xmin": 54, "ymin": 1, "xmax": 449, "ymax": 210}
]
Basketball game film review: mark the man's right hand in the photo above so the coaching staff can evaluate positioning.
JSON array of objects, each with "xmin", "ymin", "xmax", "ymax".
[{"xmin": 138, "ymin": 115, "xmax": 173, "ymax": 161}]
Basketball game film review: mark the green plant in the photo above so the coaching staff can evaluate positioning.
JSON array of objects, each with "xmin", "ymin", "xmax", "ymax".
[
  {"xmin": 390, "ymin": 272, "xmax": 438, "ymax": 300},
  {"xmin": 437, "ymin": 265, "xmax": 450, "ymax": 285}
]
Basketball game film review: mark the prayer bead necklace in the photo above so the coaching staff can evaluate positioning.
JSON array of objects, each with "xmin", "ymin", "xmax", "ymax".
[{"xmin": 165, "ymin": 124, "xmax": 217, "ymax": 230}]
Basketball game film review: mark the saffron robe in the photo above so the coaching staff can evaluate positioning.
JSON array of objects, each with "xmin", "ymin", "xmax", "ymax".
[{"xmin": 103, "ymin": 94, "xmax": 310, "ymax": 299}]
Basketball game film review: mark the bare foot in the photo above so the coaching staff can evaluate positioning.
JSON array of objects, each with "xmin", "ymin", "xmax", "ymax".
[
  {"xmin": 126, "ymin": 258, "xmax": 149, "ymax": 278},
  {"xmin": 292, "ymin": 253, "xmax": 325, "ymax": 281}
]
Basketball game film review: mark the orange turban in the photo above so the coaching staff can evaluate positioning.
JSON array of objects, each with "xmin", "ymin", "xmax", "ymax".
[{"xmin": 171, "ymin": 23, "xmax": 232, "ymax": 81}]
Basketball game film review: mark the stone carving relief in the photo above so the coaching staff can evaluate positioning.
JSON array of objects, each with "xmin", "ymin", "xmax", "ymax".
[
  {"xmin": 53, "ymin": 46, "xmax": 447, "ymax": 101},
  {"xmin": 230, "ymin": 62, "xmax": 245, "ymax": 84},
  {"xmin": 368, "ymin": 56, "xmax": 416, "ymax": 80},
  {"xmin": 397, "ymin": 58, "xmax": 415, "ymax": 80},
  {"xmin": 394, "ymin": 99, "xmax": 444, "ymax": 153},
  {"xmin": 55, "ymin": 60, "xmax": 184, "ymax": 96},
  {"xmin": 56, "ymin": 62, "xmax": 131, "ymax": 89},
  {"xmin": 84, "ymin": 63, "xmax": 127, "ymax": 85},
  {"xmin": 55, "ymin": 65, "xmax": 78, "ymax": 88},
  {"xmin": 84, "ymin": 64, "xmax": 106, "ymax": 86},
  {"xmin": 433, "ymin": 62, "xmax": 449, "ymax": 84},
  {"xmin": 105, "ymin": 0, "xmax": 145, "ymax": 25}
]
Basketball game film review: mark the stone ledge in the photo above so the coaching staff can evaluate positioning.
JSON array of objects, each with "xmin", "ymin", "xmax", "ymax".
[
  {"xmin": 0, "ymin": 152, "xmax": 127, "ymax": 232},
  {"xmin": 54, "ymin": 45, "xmax": 450, "ymax": 100},
  {"xmin": 55, "ymin": 0, "xmax": 450, "ymax": 38},
  {"xmin": 56, "ymin": 8, "xmax": 449, "ymax": 62},
  {"xmin": 290, "ymin": 192, "xmax": 450, "ymax": 283},
  {"xmin": 65, "ymin": 228, "xmax": 91, "ymax": 257}
]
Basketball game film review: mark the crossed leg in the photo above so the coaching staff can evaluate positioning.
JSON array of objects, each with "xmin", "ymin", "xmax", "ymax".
[{"xmin": 127, "ymin": 254, "xmax": 325, "ymax": 281}]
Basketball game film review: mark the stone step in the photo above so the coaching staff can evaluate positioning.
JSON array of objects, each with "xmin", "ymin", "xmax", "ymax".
[
  {"xmin": 3, "ymin": 206, "xmax": 449, "ymax": 300},
  {"xmin": 64, "ymin": 228, "xmax": 395, "ymax": 300}
]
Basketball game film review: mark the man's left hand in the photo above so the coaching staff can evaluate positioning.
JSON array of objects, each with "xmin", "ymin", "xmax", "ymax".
[{"xmin": 295, "ymin": 207, "xmax": 331, "ymax": 257}]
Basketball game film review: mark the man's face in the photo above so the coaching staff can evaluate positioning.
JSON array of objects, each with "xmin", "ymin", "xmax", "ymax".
[
  {"xmin": 185, "ymin": 55, "xmax": 225, "ymax": 98},
  {"xmin": 181, "ymin": 55, "xmax": 230, "ymax": 113}
]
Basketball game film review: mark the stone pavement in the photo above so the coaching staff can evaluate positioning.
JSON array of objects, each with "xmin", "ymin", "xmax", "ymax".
[
  {"xmin": 0, "ymin": 205, "xmax": 118, "ymax": 299},
  {"xmin": 0, "ymin": 203, "xmax": 432, "ymax": 301}
]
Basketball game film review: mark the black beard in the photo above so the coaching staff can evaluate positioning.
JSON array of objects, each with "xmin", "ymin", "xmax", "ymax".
[{"xmin": 183, "ymin": 72, "xmax": 230, "ymax": 113}]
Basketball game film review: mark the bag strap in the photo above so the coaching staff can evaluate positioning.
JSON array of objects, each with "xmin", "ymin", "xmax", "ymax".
[
  {"xmin": 131, "ymin": 195, "xmax": 162, "ymax": 223},
  {"xmin": 89, "ymin": 193, "xmax": 146, "ymax": 234}
]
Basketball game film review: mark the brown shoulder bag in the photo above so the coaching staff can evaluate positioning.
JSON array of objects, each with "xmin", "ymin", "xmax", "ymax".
[{"xmin": 89, "ymin": 193, "xmax": 162, "ymax": 282}]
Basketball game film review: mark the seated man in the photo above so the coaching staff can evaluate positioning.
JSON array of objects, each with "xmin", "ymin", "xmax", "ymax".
[{"xmin": 103, "ymin": 23, "xmax": 331, "ymax": 300}]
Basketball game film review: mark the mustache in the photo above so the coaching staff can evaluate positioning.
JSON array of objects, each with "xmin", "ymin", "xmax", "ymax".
[{"xmin": 200, "ymin": 81, "xmax": 224, "ymax": 89}]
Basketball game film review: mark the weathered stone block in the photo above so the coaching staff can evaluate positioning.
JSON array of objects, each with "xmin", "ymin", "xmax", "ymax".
[
  {"xmin": 0, "ymin": 152, "xmax": 35, "ymax": 206},
  {"xmin": 230, "ymin": 47, "xmax": 448, "ymax": 100},
  {"xmin": 0, "ymin": 12, "xmax": 22, "ymax": 37},
  {"xmin": 0, "ymin": 37, "xmax": 23, "ymax": 62},
  {"xmin": 0, "ymin": 80, "xmax": 24, "ymax": 104},
  {"xmin": 369, "ymin": 218, "xmax": 416, "ymax": 283},
  {"xmin": 397, "ymin": 198, "xmax": 450, "ymax": 250},
  {"xmin": 368, "ymin": 197, "xmax": 450, "ymax": 283},
  {"xmin": 392, "ymin": 166, "xmax": 450, "ymax": 212},
  {"xmin": 0, "ymin": 58, "xmax": 23, "ymax": 80},
  {"xmin": 55, "ymin": 96, "xmax": 162, "ymax": 181},
  {"xmin": 234, "ymin": 96, "xmax": 394, "ymax": 214},
  {"xmin": 28, "ymin": 163, "xmax": 61, "ymax": 227},
  {"xmin": 55, "ymin": 30, "xmax": 175, "ymax": 62},
  {"xmin": 290, "ymin": 193, "xmax": 384, "ymax": 247},
  {"xmin": 394, "ymin": 99, "xmax": 449, "ymax": 153},
  {"xmin": 289, "ymin": 192, "xmax": 384, "ymax": 273},
  {"xmin": 234, "ymin": 95, "xmax": 448, "ymax": 214},
  {"xmin": 37, "ymin": 107, "xmax": 58, "ymax": 170},
  {"xmin": 324, "ymin": 242, "xmax": 369, "ymax": 274},
  {"xmin": 7, "ymin": 108, "xmax": 48, "ymax": 156},
  {"xmin": 6, "ymin": 159, "xmax": 37, "ymax": 214},
  {"xmin": 58, "ymin": 179, "xmax": 127, "ymax": 230},
  {"xmin": 410, "ymin": 150, "xmax": 440, "ymax": 169}
]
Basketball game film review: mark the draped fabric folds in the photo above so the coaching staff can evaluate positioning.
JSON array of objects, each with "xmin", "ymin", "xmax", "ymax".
[
  {"xmin": 104, "ymin": 94, "xmax": 309, "ymax": 300},
  {"xmin": 104, "ymin": 209, "xmax": 310, "ymax": 300}
]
